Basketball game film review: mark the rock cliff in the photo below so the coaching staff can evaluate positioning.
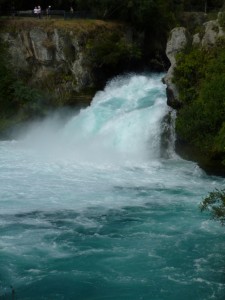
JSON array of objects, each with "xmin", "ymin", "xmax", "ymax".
[
  {"xmin": 0, "ymin": 19, "xmax": 136, "ymax": 107},
  {"xmin": 164, "ymin": 13, "xmax": 225, "ymax": 109},
  {"xmin": 164, "ymin": 13, "xmax": 225, "ymax": 175}
]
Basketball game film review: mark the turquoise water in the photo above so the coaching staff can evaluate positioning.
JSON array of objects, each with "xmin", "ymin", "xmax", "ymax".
[{"xmin": 0, "ymin": 74, "xmax": 225, "ymax": 300}]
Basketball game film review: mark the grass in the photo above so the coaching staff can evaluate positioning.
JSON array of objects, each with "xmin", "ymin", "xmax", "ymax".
[{"xmin": 0, "ymin": 17, "xmax": 125, "ymax": 34}]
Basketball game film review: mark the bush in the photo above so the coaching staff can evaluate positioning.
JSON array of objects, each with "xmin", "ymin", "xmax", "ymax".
[
  {"xmin": 173, "ymin": 42, "xmax": 225, "ymax": 166},
  {"xmin": 0, "ymin": 38, "xmax": 45, "ymax": 134},
  {"xmin": 214, "ymin": 123, "xmax": 225, "ymax": 165},
  {"xmin": 173, "ymin": 48, "xmax": 210, "ymax": 103},
  {"xmin": 86, "ymin": 31, "xmax": 141, "ymax": 69},
  {"xmin": 200, "ymin": 189, "xmax": 225, "ymax": 225}
]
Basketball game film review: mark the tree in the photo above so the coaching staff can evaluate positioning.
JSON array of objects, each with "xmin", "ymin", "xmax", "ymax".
[{"xmin": 200, "ymin": 189, "xmax": 225, "ymax": 225}]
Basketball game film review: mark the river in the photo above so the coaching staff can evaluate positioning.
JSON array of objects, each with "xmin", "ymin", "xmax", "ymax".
[{"xmin": 0, "ymin": 74, "xmax": 225, "ymax": 300}]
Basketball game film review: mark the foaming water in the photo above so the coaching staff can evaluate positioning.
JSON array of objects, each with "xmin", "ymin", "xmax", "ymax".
[
  {"xmin": 0, "ymin": 74, "xmax": 225, "ymax": 300},
  {"xmin": 21, "ymin": 74, "xmax": 168, "ymax": 165}
]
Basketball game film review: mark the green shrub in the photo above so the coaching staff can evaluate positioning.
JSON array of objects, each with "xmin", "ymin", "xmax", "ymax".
[
  {"xmin": 218, "ymin": 12, "xmax": 225, "ymax": 29},
  {"xmin": 0, "ymin": 39, "xmax": 46, "ymax": 134},
  {"xmin": 86, "ymin": 31, "xmax": 141, "ymax": 69},
  {"xmin": 173, "ymin": 48, "xmax": 210, "ymax": 103},
  {"xmin": 200, "ymin": 189, "xmax": 225, "ymax": 225},
  {"xmin": 173, "ymin": 42, "xmax": 225, "ymax": 165}
]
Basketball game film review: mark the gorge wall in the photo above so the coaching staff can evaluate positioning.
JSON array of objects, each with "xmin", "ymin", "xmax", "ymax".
[
  {"xmin": 164, "ymin": 13, "xmax": 225, "ymax": 175},
  {"xmin": 164, "ymin": 13, "xmax": 225, "ymax": 108},
  {"xmin": 0, "ymin": 19, "xmax": 139, "ymax": 108}
]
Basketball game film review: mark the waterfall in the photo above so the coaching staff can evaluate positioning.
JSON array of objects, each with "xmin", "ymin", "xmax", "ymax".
[{"xmin": 59, "ymin": 73, "xmax": 172, "ymax": 164}]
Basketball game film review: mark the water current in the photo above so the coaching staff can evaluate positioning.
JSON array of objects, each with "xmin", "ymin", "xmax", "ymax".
[{"xmin": 0, "ymin": 74, "xmax": 225, "ymax": 300}]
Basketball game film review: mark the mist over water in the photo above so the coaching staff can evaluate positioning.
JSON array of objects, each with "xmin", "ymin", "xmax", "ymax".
[{"xmin": 0, "ymin": 74, "xmax": 225, "ymax": 300}]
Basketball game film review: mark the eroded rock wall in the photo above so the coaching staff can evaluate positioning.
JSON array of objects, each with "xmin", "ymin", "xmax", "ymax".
[
  {"xmin": 0, "ymin": 20, "xmax": 136, "ymax": 108},
  {"xmin": 2, "ymin": 28, "xmax": 94, "ymax": 92},
  {"xmin": 164, "ymin": 13, "xmax": 225, "ymax": 109}
]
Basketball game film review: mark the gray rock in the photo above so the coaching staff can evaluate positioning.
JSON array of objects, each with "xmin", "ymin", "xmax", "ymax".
[
  {"xmin": 163, "ymin": 27, "xmax": 189, "ymax": 108},
  {"xmin": 201, "ymin": 20, "xmax": 220, "ymax": 47},
  {"xmin": 1, "ymin": 28, "xmax": 92, "ymax": 91},
  {"xmin": 164, "ymin": 15, "xmax": 225, "ymax": 109}
]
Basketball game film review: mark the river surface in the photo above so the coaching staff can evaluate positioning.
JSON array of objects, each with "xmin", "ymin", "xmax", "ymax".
[{"xmin": 0, "ymin": 74, "xmax": 225, "ymax": 300}]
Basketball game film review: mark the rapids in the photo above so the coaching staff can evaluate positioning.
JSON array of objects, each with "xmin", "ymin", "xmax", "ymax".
[{"xmin": 0, "ymin": 74, "xmax": 225, "ymax": 300}]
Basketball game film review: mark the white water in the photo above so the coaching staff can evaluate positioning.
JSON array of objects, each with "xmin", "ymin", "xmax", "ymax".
[{"xmin": 0, "ymin": 74, "xmax": 225, "ymax": 300}]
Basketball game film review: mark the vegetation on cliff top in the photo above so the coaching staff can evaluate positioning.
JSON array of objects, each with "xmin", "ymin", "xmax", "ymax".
[{"xmin": 0, "ymin": 18, "xmax": 122, "ymax": 33}]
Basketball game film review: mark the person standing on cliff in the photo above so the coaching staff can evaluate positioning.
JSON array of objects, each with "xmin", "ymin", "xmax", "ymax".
[
  {"xmin": 33, "ymin": 6, "xmax": 38, "ymax": 17},
  {"xmin": 46, "ymin": 5, "xmax": 51, "ymax": 18},
  {"xmin": 37, "ymin": 6, "xmax": 41, "ymax": 19},
  {"xmin": 70, "ymin": 6, "xmax": 74, "ymax": 17}
]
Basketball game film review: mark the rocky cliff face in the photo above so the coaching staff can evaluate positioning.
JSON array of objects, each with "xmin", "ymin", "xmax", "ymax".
[
  {"xmin": 0, "ymin": 19, "xmax": 134, "ymax": 107},
  {"xmin": 164, "ymin": 13, "xmax": 225, "ymax": 109},
  {"xmin": 164, "ymin": 13, "xmax": 225, "ymax": 175},
  {"xmin": 2, "ymin": 27, "xmax": 92, "ymax": 91}
]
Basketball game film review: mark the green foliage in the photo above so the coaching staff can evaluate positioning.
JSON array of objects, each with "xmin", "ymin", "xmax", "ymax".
[
  {"xmin": 0, "ymin": 39, "xmax": 45, "ymax": 134},
  {"xmin": 200, "ymin": 189, "xmax": 225, "ymax": 225},
  {"xmin": 173, "ymin": 42, "xmax": 225, "ymax": 164},
  {"xmin": 199, "ymin": 75, "xmax": 225, "ymax": 128},
  {"xmin": 0, "ymin": 41, "xmax": 17, "ymax": 115},
  {"xmin": 214, "ymin": 123, "xmax": 225, "ymax": 164},
  {"xmin": 175, "ymin": 101, "xmax": 210, "ymax": 148},
  {"xmin": 86, "ymin": 31, "xmax": 141, "ymax": 69},
  {"xmin": 174, "ymin": 48, "xmax": 210, "ymax": 103}
]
